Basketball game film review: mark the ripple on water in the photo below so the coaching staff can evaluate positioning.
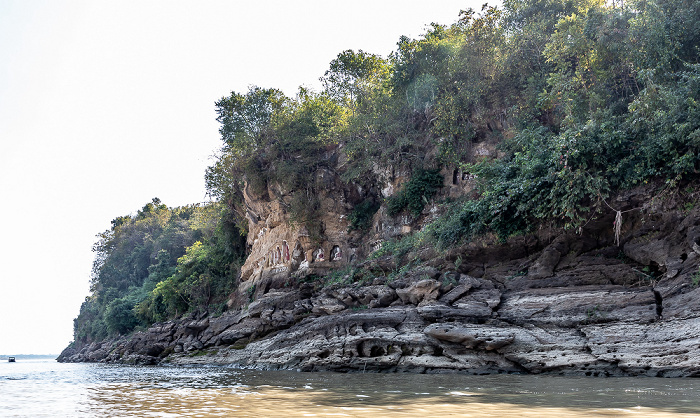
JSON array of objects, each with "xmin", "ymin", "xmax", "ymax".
[{"xmin": 3, "ymin": 360, "xmax": 700, "ymax": 417}]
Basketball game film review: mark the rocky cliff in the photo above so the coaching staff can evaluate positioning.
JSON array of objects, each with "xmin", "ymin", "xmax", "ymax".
[{"xmin": 58, "ymin": 182, "xmax": 700, "ymax": 377}]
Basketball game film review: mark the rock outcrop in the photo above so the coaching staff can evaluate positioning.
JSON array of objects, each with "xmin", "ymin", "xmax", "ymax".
[
  {"xmin": 56, "ymin": 130, "xmax": 700, "ymax": 376},
  {"xmin": 58, "ymin": 194, "xmax": 700, "ymax": 377},
  {"xmin": 236, "ymin": 146, "xmax": 468, "ymax": 293},
  {"xmin": 238, "ymin": 161, "xmax": 358, "ymax": 286}
]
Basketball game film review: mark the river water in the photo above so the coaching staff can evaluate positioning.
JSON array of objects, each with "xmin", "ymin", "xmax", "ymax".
[{"xmin": 2, "ymin": 359, "xmax": 700, "ymax": 417}]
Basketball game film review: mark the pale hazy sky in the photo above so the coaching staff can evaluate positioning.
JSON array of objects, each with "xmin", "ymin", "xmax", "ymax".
[{"xmin": 0, "ymin": 0, "xmax": 480, "ymax": 355}]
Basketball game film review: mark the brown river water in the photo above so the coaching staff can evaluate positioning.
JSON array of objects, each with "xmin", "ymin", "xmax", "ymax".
[{"xmin": 2, "ymin": 359, "xmax": 700, "ymax": 417}]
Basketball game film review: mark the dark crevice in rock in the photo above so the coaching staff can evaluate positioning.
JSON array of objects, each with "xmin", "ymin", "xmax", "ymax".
[
  {"xmin": 653, "ymin": 289, "xmax": 664, "ymax": 318},
  {"xmin": 502, "ymin": 354, "xmax": 531, "ymax": 374}
]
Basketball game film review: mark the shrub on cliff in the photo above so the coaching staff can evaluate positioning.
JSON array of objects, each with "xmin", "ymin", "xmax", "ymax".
[
  {"xmin": 355, "ymin": 0, "xmax": 700, "ymax": 255},
  {"xmin": 387, "ymin": 169, "xmax": 444, "ymax": 217},
  {"xmin": 348, "ymin": 199, "xmax": 381, "ymax": 232},
  {"xmin": 204, "ymin": 0, "xmax": 700, "ymax": 257}
]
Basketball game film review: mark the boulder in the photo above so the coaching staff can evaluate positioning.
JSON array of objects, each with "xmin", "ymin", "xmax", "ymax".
[{"xmin": 395, "ymin": 279, "xmax": 441, "ymax": 305}]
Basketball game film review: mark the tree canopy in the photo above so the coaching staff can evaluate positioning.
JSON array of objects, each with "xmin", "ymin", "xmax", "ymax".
[
  {"xmin": 73, "ymin": 200, "xmax": 245, "ymax": 343},
  {"xmin": 209, "ymin": 0, "xmax": 699, "ymax": 242}
]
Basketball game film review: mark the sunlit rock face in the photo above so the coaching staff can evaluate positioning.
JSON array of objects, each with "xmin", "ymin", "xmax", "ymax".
[
  {"xmin": 236, "ymin": 146, "xmax": 434, "ymax": 291},
  {"xmin": 238, "ymin": 165, "xmax": 360, "ymax": 287},
  {"xmin": 235, "ymin": 129, "xmax": 506, "ymax": 289}
]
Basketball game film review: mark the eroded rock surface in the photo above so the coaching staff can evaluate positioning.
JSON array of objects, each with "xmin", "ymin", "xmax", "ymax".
[{"xmin": 58, "ymin": 191, "xmax": 700, "ymax": 377}]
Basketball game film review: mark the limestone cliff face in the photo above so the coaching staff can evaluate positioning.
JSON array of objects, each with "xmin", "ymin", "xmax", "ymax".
[
  {"xmin": 236, "ymin": 145, "xmax": 443, "ymax": 291},
  {"xmin": 235, "ymin": 139, "xmax": 492, "ymax": 287},
  {"xmin": 235, "ymin": 128, "xmax": 504, "ymax": 290},
  {"xmin": 237, "ymin": 151, "xmax": 369, "ymax": 289}
]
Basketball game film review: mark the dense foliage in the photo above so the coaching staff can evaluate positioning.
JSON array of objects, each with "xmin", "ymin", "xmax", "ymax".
[
  {"xmin": 208, "ymin": 0, "xmax": 699, "ymax": 247},
  {"xmin": 422, "ymin": 0, "xmax": 700, "ymax": 246},
  {"xmin": 386, "ymin": 169, "xmax": 444, "ymax": 217},
  {"xmin": 73, "ymin": 199, "xmax": 245, "ymax": 343}
]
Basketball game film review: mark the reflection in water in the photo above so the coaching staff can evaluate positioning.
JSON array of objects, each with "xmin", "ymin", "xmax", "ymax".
[
  {"xmin": 3, "ymin": 360, "xmax": 700, "ymax": 417},
  {"xmin": 85, "ymin": 376, "xmax": 700, "ymax": 417}
]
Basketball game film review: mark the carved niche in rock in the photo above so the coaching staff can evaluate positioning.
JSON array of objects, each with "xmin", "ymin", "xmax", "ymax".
[
  {"xmin": 314, "ymin": 248, "xmax": 325, "ymax": 262},
  {"xmin": 331, "ymin": 245, "xmax": 342, "ymax": 261},
  {"xmin": 292, "ymin": 241, "xmax": 304, "ymax": 262}
]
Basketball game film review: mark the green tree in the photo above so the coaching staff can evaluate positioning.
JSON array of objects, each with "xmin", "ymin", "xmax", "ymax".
[
  {"xmin": 73, "ymin": 200, "xmax": 244, "ymax": 341},
  {"xmin": 215, "ymin": 86, "xmax": 286, "ymax": 157},
  {"xmin": 104, "ymin": 297, "xmax": 139, "ymax": 334},
  {"xmin": 321, "ymin": 49, "xmax": 389, "ymax": 114}
]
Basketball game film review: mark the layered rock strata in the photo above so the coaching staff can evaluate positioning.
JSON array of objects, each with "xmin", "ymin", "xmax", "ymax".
[{"xmin": 59, "ymin": 202, "xmax": 700, "ymax": 377}]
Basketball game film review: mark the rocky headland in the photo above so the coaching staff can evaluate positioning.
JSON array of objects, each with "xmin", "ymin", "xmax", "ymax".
[
  {"xmin": 58, "ymin": 180, "xmax": 700, "ymax": 377},
  {"xmin": 56, "ymin": 0, "xmax": 700, "ymax": 377}
]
